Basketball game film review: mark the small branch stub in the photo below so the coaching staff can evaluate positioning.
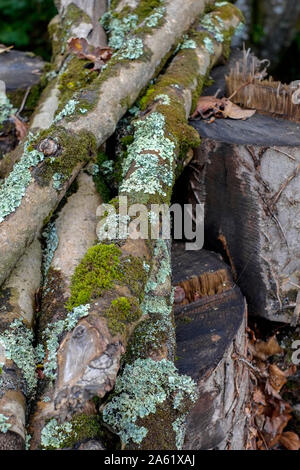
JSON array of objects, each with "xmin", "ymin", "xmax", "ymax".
[{"xmin": 37, "ymin": 138, "xmax": 59, "ymax": 156}]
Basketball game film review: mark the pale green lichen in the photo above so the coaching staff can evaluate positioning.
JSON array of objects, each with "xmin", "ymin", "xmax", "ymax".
[
  {"xmin": 101, "ymin": 160, "xmax": 114, "ymax": 175},
  {"xmin": 119, "ymin": 37, "xmax": 144, "ymax": 60},
  {"xmin": 145, "ymin": 7, "xmax": 165, "ymax": 27},
  {"xmin": 43, "ymin": 304, "xmax": 90, "ymax": 381},
  {"xmin": 97, "ymin": 212, "xmax": 130, "ymax": 241},
  {"xmin": 155, "ymin": 94, "xmax": 170, "ymax": 105},
  {"xmin": 35, "ymin": 344, "xmax": 45, "ymax": 364},
  {"xmin": 53, "ymin": 99, "xmax": 87, "ymax": 124},
  {"xmin": 0, "ymin": 319, "xmax": 37, "ymax": 397},
  {"xmin": 126, "ymin": 239, "xmax": 174, "ymax": 360},
  {"xmin": 100, "ymin": 13, "xmax": 139, "ymax": 50},
  {"xmin": 0, "ymin": 414, "xmax": 11, "ymax": 433},
  {"xmin": 52, "ymin": 172, "xmax": 64, "ymax": 190},
  {"xmin": 180, "ymin": 39, "xmax": 197, "ymax": 50},
  {"xmin": 25, "ymin": 433, "xmax": 31, "ymax": 450},
  {"xmin": 0, "ymin": 133, "xmax": 44, "ymax": 223},
  {"xmin": 215, "ymin": 1, "xmax": 229, "ymax": 6},
  {"xmin": 201, "ymin": 13, "xmax": 224, "ymax": 43},
  {"xmin": 172, "ymin": 414, "xmax": 188, "ymax": 449},
  {"xmin": 41, "ymin": 414, "xmax": 102, "ymax": 449},
  {"xmin": 120, "ymin": 113, "xmax": 175, "ymax": 198},
  {"xmin": 42, "ymin": 222, "xmax": 58, "ymax": 278},
  {"xmin": 102, "ymin": 358, "xmax": 198, "ymax": 447},
  {"xmin": 41, "ymin": 419, "xmax": 72, "ymax": 449},
  {"xmin": 0, "ymin": 84, "xmax": 15, "ymax": 125},
  {"xmin": 143, "ymin": 261, "xmax": 150, "ymax": 273},
  {"xmin": 203, "ymin": 36, "xmax": 215, "ymax": 54}
]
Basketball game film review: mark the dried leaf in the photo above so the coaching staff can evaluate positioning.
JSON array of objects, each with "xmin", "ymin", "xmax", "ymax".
[
  {"xmin": 268, "ymin": 364, "xmax": 287, "ymax": 393},
  {"xmin": 13, "ymin": 116, "xmax": 28, "ymax": 141},
  {"xmin": 191, "ymin": 95, "xmax": 256, "ymax": 121},
  {"xmin": 68, "ymin": 38, "xmax": 112, "ymax": 72},
  {"xmin": 279, "ymin": 431, "xmax": 300, "ymax": 450},
  {"xmin": 252, "ymin": 335, "xmax": 283, "ymax": 361},
  {"xmin": 223, "ymin": 101, "xmax": 256, "ymax": 120},
  {"xmin": 253, "ymin": 388, "xmax": 267, "ymax": 406}
]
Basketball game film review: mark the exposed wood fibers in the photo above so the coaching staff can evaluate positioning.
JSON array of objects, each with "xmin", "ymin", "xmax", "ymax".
[
  {"xmin": 226, "ymin": 49, "xmax": 300, "ymax": 122},
  {"xmin": 176, "ymin": 268, "xmax": 232, "ymax": 306}
]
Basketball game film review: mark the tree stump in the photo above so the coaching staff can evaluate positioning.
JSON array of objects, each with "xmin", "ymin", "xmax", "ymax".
[
  {"xmin": 185, "ymin": 51, "xmax": 300, "ymax": 324},
  {"xmin": 172, "ymin": 243, "xmax": 250, "ymax": 450}
]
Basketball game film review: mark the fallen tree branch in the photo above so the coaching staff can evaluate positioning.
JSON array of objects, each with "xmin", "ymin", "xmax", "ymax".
[
  {"xmin": 0, "ymin": 239, "xmax": 42, "ymax": 449},
  {"xmin": 0, "ymin": 0, "xmax": 212, "ymax": 287}
]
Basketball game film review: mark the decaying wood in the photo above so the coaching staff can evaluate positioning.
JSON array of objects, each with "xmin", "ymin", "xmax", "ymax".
[
  {"xmin": 172, "ymin": 244, "xmax": 250, "ymax": 450},
  {"xmin": 0, "ymin": 239, "xmax": 42, "ymax": 449},
  {"xmin": 187, "ymin": 52, "xmax": 300, "ymax": 324},
  {"xmin": 226, "ymin": 49, "xmax": 300, "ymax": 122},
  {"xmin": 0, "ymin": 0, "xmax": 213, "ymax": 289},
  {"xmin": 29, "ymin": 171, "xmax": 104, "ymax": 448}
]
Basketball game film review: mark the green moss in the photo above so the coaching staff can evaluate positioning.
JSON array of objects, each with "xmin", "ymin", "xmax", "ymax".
[
  {"xmin": 56, "ymin": 57, "xmax": 98, "ymax": 113},
  {"xmin": 122, "ymin": 255, "xmax": 148, "ymax": 301},
  {"xmin": 31, "ymin": 126, "xmax": 96, "ymax": 187},
  {"xmin": 133, "ymin": 0, "xmax": 164, "ymax": 20},
  {"xmin": 66, "ymin": 244, "xmax": 123, "ymax": 310},
  {"xmin": 215, "ymin": 2, "xmax": 245, "ymax": 24},
  {"xmin": 105, "ymin": 296, "xmax": 141, "ymax": 336}
]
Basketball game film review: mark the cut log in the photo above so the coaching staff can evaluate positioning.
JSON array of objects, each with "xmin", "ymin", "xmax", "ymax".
[
  {"xmin": 185, "ymin": 50, "xmax": 300, "ymax": 324},
  {"xmin": 172, "ymin": 243, "xmax": 250, "ymax": 450}
]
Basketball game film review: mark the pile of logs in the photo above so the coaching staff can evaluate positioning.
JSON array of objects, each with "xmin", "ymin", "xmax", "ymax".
[{"xmin": 0, "ymin": 0, "xmax": 298, "ymax": 452}]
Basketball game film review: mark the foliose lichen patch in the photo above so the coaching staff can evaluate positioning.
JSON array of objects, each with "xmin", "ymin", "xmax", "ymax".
[
  {"xmin": 0, "ymin": 414, "xmax": 11, "ymax": 433},
  {"xmin": 0, "ymin": 319, "xmax": 37, "ymax": 397},
  {"xmin": 0, "ymin": 133, "xmax": 44, "ymax": 223},
  {"xmin": 102, "ymin": 358, "xmax": 198, "ymax": 448}
]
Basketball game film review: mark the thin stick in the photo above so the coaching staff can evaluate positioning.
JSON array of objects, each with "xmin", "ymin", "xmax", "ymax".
[{"xmin": 16, "ymin": 86, "xmax": 31, "ymax": 117}]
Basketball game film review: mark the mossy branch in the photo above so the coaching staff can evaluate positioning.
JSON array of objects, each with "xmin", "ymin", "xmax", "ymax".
[
  {"xmin": 0, "ymin": 0, "xmax": 211, "ymax": 288},
  {"xmin": 101, "ymin": 2, "xmax": 243, "ymax": 450}
]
